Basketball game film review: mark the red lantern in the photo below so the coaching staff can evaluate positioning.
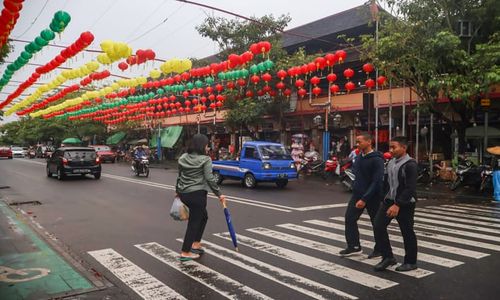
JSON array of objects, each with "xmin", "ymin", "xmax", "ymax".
[
  {"xmin": 312, "ymin": 87, "xmax": 322, "ymax": 96},
  {"xmin": 216, "ymin": 94, "xmax": 225, "ymax": 102},
  {"xmin": 209, "ymin": 103, "xmax": 216, "ymax": 109},
  {"xmin": 208, "ymin": 94, "xmax": 216, "ymax": 101},
  {"xmin": 297, "ymin": 88, "xmax": 307, "ymax": 98},
  {"xmin": 310, "ymin": 76, "xmax": 320, "ymax": 86},
  {"xmin": 245, "ymin": 90, "xmax": 254, "ymax": 98},
  {"xmin": 215, "ymin": 84, "xmax": 223, "ymax": 92},
  {"xmin": 118, "ymin": 62, "xmax": 128, "ymax": 71},
  {"xmin": 228, "ymin": 54, "xmax": 241, "ymax": 67},
  {"xmin": 325, "ymin": 53, "xmax": 336, "ymax": 66},
  {"xmin": 237, "ymin": 78, "xmax": 246, "ymax": 87},
  {"xmin": 295, "ymin": 79, "xmax": 305, "ymax": 88},
  {"xmin": 79, "ymin": 31, "xmax": 94, "ymax": 45},
  {"xmin": 330, "ymin": 84, "xmax": 340, "ymax": 94},
  {"xmin": 283, "ymin": 89, "xmax": 292, "ymax": 97},
  {"xmin": 184, "ymin": 100, "xmax": 191, "ymax": 107},
  {"xmin": 200, "ymin": 96, "xmax": 207, "ymax": 104},
  {"xmin": 277, "ymin": 69, "xmax": 287, "ymax": 80},
  {"xmin": 365, "ymin": 78, "xmax": 375, "ymax": 89},
  {"xmin": 314, "ymin": 57, "xmax": 326, "ymax": 70},
  {"xmin": 345, "ymin": 81, "xmax": 356, "ymax": 92},
  {"xmin": 326, "ymin": 73, "xmax": 337, "ymax": 83},
  {"xmin": 226, "ymin": 81, "xmax": 235, "ymax": 90},
  {"xmin": 343, "ymin": 68, "xmax": 354, "ymax": 79},
  {"xmin": 262, "ymin": 73, "xmax": 272, "ymax": 83},
  {"xmin": 377, "ymin": 76, "xmax": 387, "ymax": 86},
  {"xmin": 362, "ymin": 63, "xmax": 374, "ymax": 74},
  {"xmin": 250, "ymin": 75, "xmax": 260, "ymax": 85},
  {"xmin": 307, "ymin": 62, "xmax": 316, "ymax": 73},
  {"xmin": 276, "ymin": 81, "xmax": 285, "ymax": 90},
  {"xmin": 258, "ymin": 41, "xmax": 271, "ymax": 53},
  {"xmin": 335, "ymin": 50, "xmax": 347, "ymax": 62},
  {"xmin": 241, "ymin": 51, "xmax": 254, "ymax": 63},
  {"xmin": 249, "ymin": 43, "xmax": 259, "ymax": 55}
]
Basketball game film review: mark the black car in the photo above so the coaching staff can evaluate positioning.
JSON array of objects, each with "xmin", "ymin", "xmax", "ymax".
[{"xmin": 46, "ymin": 147, "xmax": 101, "ymax": 180}]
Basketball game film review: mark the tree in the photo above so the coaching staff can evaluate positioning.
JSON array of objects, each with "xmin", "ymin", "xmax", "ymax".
[{"xmin": 361, "ymin": 0, "xmax": 500, "ymax": 153}]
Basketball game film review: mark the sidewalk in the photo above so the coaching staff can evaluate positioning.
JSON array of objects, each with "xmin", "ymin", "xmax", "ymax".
[{"xmin": 0, "ymin": 199, "xmax": 100, "ymax": 300}]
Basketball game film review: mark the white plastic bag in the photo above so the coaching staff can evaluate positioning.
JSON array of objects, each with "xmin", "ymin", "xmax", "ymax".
[{"xmin": 170, "ymin": 196, "xmax": 189, "ymax": 221}]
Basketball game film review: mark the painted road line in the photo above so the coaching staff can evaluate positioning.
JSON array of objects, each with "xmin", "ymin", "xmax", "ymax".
[
  {"xmin": 412, "ymin": 216, "xmax": 500, "ymax": 235},
  {"xmin": 331, "ymin": 216, "xmax": 489, "ymax": 259},
  {"xmin": 214, "ymin": 233, "xmax": 398, "ymax": 290},
  {"xmin": 414, "ymin": 212, "xmax": 500, "ymax": 229},
  {"xmin": 296, "ymin": 222, "xmax": 462, "ymax": 268},
  {"xmin": 17, "ymin": 159, "xmax": 345, "ymax": 212},
  {"xmin": 455, "ymin": 204, "xmax": 500, "ymax": 212},
  {"xmin": 174, "ymin": 239, "xmax": 356, "ymax": 300},
  {"xmin": 247, "ymin": 227, "xmax": 433, "ymax": 278},
  {"xmin": 87, "ymin": 248, "xmax": 186, "ymax": 300},
  {"xmin": 135, "ymin": 242, "xmax": 271, "ymax": 300},
  {"xmin": 441, "ymin": 205, "xmax": 500, "ymax": 215},
  {"xmin": 416, "ymin": 208, "xmax": 500, "ymax": 223},
  {"xmin": 425, "ymin": 206, "xmax": 500, "ymax": 218}
]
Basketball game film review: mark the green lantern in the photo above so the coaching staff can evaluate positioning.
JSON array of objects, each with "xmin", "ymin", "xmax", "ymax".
[
  {"xmin": 195, "ymin": 80, "xmax": 203, "ymax": 88},
  {"xmin": 54, "ymin": 11, "xmax": 71, "ymax": 24},
  {"xmin": 205, "ymin": 76, "xmax": 214, "ymax": 85},
  {"xmin": 178, "ymin": 85, "xmax": 185, "ymax": 92},
  {"xmin": 250, "ymin": 64, "xmax": 258, "ymax": 74},
  {"xmin": 264, "ymin": 59, "xmax": 274, "ymax": 70},
  {"xmin": 186, "ymin": 82, "xmax": 194, "ymax": 90},
  {"xmin": 24, "ymin": 43, "xmax": 35, "ymax": 53},
  {"xmin": 40, "ymin": 29, "xmax": 55, "ymax": 41},
  {"xmin": 148, "ymin": 92, "xmax": 155, "ymax": 98},
  {"xmin": 49, "ymin": 22, "xmax": 61, "ymax": 33},
  {"xmin": 241, "ymin": 69, "xmax": 249, "ymax": 78},
  {"xmin": 156, "ymin": 88, "xmax": 164, "ymax": 95},
  {"xmin": 218, "ymin": 72, "xmax": 226, "ymax": 80},
  {"xmin": 35, "ymin": 36, "xmax": 49, "ymax": 47},
  {"xmin": 20, "ymin": 51, "xmax": 32, "ymax": 60}
]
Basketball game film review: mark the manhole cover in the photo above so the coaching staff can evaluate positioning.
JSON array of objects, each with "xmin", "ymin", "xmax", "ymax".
[{"xmin": 8, "ymin": 201, "xmax": 42, "ymax": 206}]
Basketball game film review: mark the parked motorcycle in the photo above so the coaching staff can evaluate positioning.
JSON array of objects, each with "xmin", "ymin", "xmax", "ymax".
[
  {"xmin": 417, "ymin": 161, "xmax": 440, "ymax": 184},
  {"xmin": 300, "ymin": 151, "xmax": 324, "ymax": 176},
  {"xmin": 339, "ymin": 158, "xmax": 355, "ymax": 191},
  {"xmin": 28, "ymin": 149, "xmax": 36, "ymax": 159},
  {"xmin": 323, "ymin": 155, "xmax": 339, "ymax": 180},
  {"xmin": 479, "ymin": 166, "xmax": 493, "ymax": 193},
  {"xmin": 450, "ymin": 158, "xmax": 485, "ymax": 191},
  {"xmin": 132, "ymin": 156, "xmax": 150, "ymax": 177}
]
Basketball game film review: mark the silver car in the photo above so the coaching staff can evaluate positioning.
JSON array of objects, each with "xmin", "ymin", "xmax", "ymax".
[{"xmin": 11, "ymin": 147, "xmax": 25, "ymax": 158}]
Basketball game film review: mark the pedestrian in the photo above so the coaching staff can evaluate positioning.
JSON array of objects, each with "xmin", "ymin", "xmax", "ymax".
[
  {"xmin": 176, "ymin": 134, "xmax": 226, "ymax": 261},
  {"xmin": 373, "ymin": 136, "xmax": 418, "ymax": 272},
  {"xmin": 340, "ymin": 133, "xmax": 385, "ymax": 258}
]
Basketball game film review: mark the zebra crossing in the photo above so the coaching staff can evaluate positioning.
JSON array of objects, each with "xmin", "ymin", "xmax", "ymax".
[{"xmin": 87, "ymin": 203, "xmax": 500, "ymax": 299}]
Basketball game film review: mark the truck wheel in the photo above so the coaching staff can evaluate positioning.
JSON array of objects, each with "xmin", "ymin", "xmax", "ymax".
[
  {"xmin": 213, "ymin": 171, "xmax": 223, "ymax": 184},
  {"xmin": 276, "ymin": 180, "xmax": 288, "ymax": 188},
  {"xmin": 46, "ymin": 166, "xmax": 52, "ymax": 177},
  {"xmin": 243, "ymin": 173, "xmax": 257, "ymax": 188}
]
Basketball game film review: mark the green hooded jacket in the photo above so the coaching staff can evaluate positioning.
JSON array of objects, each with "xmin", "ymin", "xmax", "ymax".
[{"xmin": 176, "ymin": 153, "xmax": 221, "ymax": 196}]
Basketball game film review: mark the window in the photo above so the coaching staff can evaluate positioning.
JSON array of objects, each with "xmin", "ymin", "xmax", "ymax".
[
  {"xmin": 244, "ymin": 147, "xmax": 259, "ymax": 159},
  {"xmin": 259, "ymin": 145, "xmax": 292, "ymax": 160},
  {"xmin": 64, "ymin": 150, "xmax": 96, "ymax": 160}
]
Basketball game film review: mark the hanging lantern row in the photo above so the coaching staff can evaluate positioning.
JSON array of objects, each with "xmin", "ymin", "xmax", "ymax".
[
  {"xmin": 0, "ymin": 10, "xmax": 72, "ymax": 97},
  {"xmin": 0, "ymin": 0, "xmax": 24, "ymax": 48}
]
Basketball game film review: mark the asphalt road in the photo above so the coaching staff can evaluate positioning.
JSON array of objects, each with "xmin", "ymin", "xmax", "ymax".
[{"xmin": 1, "ymin": 157, "xmax": 500, "ymax": 300}]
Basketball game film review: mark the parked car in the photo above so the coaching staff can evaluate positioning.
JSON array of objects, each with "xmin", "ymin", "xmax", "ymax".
[
  {"xmin": 0, "ymin": 146, "xmax": 13, "ymax": 159},
  {"xmin": 89, "ymin": 145, "xmax": 116, "ymax": 163},
  {"xmin": 212, "ymin": 141, "xmax": 298, "ymax": 188},
  {"xmin": 46, "ymin": 147, "xmax": 101, "ymax": 180},
  {"xmin": 11, "ymin": 146, "xmax": 25, "ymax": 158}
]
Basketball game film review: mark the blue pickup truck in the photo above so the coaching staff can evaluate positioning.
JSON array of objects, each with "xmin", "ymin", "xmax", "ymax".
[{"xmin": 212, "ymin": 141, "xmax": 298, "ymax": 188}]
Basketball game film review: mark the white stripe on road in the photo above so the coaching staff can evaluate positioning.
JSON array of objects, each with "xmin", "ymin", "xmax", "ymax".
[
  {"xmin": 455, "ymin": 204, "xmax": 500, "ymax": 212},
  {"xmin": 414, "ymin": 212, "xmax": 500, "ymax": 229},
  {"xmin": 441, "ymin": 205, "xmax": 500, "ymax": 215},
  {"xmin": 214, "ymin": 232, "xmax": 398, "ymax": 290},
  {"xmin": 175, "ymin": 239, "xmax": 356, "ymax": 300},
  {"xmin": 135, "ymin": 242, "xmax": 271, "ymax": 300},
  {"xmin": 247, "ymin": 227, "xmax": 433, "ymax": 278},
  {"xmin": 87, "ymin": 248, "xmax": 186, "ymax": 300},
  {"xmin": 353, "ymin": 216, "xmax": 490, "ymax": 258},
  {"xmin": 412, "ymin": 216, "xmax": 500, "ymax": 235},
  {"xmin": 416, "ymin": 208, "xmax": 500, "ymax": 223},
  {"xmin": 297, "ymin": 222, "xmax": 462, "ymax": 268},
  {"xmin": 426, "ymin": 206, "xmax": 500, "ymax": 219}
]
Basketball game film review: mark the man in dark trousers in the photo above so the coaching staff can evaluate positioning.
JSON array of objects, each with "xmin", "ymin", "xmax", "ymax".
[
  {"xmin": 373, "ymin": 136, "xmax": 418, "ymax": 272},
  {"xmin": 340, "ymin": 133, "xmax": 385, "ymax": 258}
]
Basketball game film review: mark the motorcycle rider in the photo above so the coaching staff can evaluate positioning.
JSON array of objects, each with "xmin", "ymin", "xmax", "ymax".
[{"xmin": 132, "ymin": 145, "xmax": 146, "ymax": 171}]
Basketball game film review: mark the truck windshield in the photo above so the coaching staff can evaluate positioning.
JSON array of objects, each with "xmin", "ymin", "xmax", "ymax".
[{"xmin": 258, "ymin": 145, "xmax": 292, "ymax": 160}]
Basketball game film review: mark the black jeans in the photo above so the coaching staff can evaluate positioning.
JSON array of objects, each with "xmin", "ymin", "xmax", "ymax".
[
  {"xmin": 374, "ymin": 201, "xmax": 417, "ymax": 264},
  {"xmin": 179, "ymin": 190, "xmax": 208, "ymax": 253},
  {"xmin": 344, "ymin": 196, "xmax": 381, "ymax": 250}
]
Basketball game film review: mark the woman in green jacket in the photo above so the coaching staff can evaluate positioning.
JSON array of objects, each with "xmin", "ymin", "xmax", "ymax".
[{"xmin": 176, "ymin": 134, "xmax": 226, "ymax": 261}]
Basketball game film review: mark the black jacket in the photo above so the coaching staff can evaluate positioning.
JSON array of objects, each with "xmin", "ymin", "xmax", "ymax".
[
  {"xmin": 386, "ymin": 159, "xmax": 418, "ymax": 207},
  {"xmin": 352, "ymin": 151, "xmax": 385, "ymax": 203}
]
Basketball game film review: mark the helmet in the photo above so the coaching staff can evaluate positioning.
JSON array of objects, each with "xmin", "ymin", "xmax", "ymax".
[{"xmin": 383, "ymin": 152, "xmax": 392, "ymax": 160}]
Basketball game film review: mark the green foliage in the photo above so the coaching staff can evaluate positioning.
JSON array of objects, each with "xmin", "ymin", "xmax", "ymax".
[
  {"xmin": 0, "ymin": 41, "xmax": 12, "ymax": 64},
  {"xmin": 224, "ymin": 98, "xmax": 266, "ymax": 130}
]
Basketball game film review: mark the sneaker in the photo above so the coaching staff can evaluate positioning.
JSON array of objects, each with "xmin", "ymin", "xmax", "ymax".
[
  {"xmin": 179, "ymin": 253, "xmax": 200, "ymax": 261},
  {"xmin": 339, "ymin": 246, "xmax": 362, "ymax": 256},
  {"xmin": 367, "ymin": 250, "xmax": 382, "ymax": 259},
  {"xmin": 191, "ymin": 248, "xmax": 205, "ymax": 255},
  {"xmin": 395, "ymin": 263, "xmax": 418, "ymax": 272}
]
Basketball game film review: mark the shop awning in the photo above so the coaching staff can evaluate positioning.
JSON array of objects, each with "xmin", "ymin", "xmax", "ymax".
[
  {"xmin": 465, "ymin": 126, "xmax": 500, "ymax": 138},
  {"xmin": 106, "ymin": 131, "xmax": 126, "ymax": 145},
  {"xmin": 150, "ymin": 126, "xmax": 183, "ymax": 148}
]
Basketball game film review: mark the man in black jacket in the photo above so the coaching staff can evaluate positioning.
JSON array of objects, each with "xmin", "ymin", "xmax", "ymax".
[
  {"xmin": 373, "ymin": 136, "xmax": 418, "ymax": 272},
  {"xmin": 340, "ymin": 133, "xmax": 385, "ymax": 258}
]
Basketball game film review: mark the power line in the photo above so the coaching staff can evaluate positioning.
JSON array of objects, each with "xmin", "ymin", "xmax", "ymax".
[
  {"xmin": 89, "ymin": 1, "xmax": 118, "ymax": 31},
  {"xmin": 125, "ymin": 0, "xmax": 169, "ymax": 40},
  {"xmin": 14, "ymin": 0, "xmax": 50, "ymax": 39},
  {"xmin": 127, "ymin": 17, "xmax": 169, "ymax": 44}
]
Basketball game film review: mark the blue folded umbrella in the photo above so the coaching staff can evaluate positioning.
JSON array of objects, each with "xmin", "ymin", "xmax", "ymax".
[{"xmin": 223, "ymin": 202, "xmax": 238, "ymax": 251}]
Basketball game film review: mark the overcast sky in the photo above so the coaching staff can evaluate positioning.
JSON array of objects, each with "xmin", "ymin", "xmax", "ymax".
[{"xmin": 1, "ymin": 0, "xmax": 369, "ymax": 123}]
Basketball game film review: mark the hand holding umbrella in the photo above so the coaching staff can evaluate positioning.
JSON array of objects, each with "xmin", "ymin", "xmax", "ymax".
[{"xmin": 219, "ymin": 195, "xmax": 239, "ymax": 252}]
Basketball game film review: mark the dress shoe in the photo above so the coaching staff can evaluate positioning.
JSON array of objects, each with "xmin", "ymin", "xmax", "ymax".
[
  {"xmin": 395, "ymin": 263, "xmax": 418, "ymax": 272},
  {"xmin": 374, "ymin": 257, "xmax": 397, "ymax": 271},
  {"xmin": 339, "ymin": 246, "xmax": 362, "ymax": 256},
  {"xmin": 367, "ymin": 250, "xmax": 381, "ymax": 259}
]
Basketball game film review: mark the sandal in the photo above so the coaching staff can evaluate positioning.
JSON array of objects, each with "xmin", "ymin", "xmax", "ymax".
[
  {"xmin": 191, "ymin": 248, "xmax": 205, "ymax": 255},
  {"xmin": 179, "ymin": 253, "xmax": 200, "ymax": 261}
]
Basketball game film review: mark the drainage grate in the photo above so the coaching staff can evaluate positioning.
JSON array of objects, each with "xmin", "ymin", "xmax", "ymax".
[
  {"xmin": 9, "ymin": 201, "xmax": 42, "ymax": 206},
  {"xmin": 0, "ymin": 186, "xmax": 10, "ymax": 189}
]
